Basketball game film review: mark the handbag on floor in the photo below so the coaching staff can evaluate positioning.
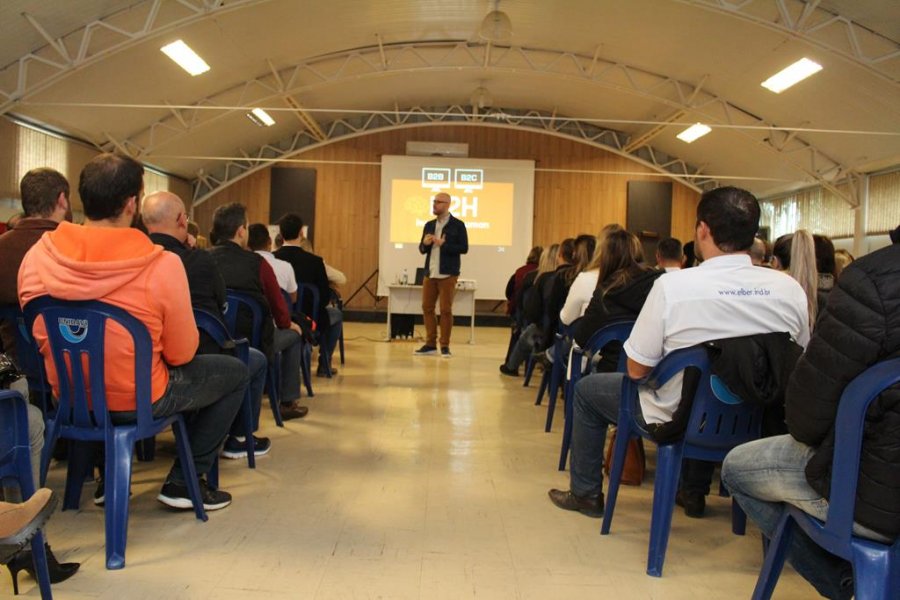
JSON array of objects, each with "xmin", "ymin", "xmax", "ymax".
[{"xmin": 603, "ymin": 428, "xmax": 645, "ymax": 486}]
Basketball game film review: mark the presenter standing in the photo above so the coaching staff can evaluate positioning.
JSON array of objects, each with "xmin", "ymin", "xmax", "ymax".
[{"xmin": 414, "ymin": 192, "xmax": 469, "ymax": 357}]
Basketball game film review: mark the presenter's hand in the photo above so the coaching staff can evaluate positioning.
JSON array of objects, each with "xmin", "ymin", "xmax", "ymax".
[
  {"xmin": 432, "ymin": 235, "xmax": 445, "ymax": 247},
  {"xmin": 422, "ymin": 233, "xmax": 435, "ymax": 246}
]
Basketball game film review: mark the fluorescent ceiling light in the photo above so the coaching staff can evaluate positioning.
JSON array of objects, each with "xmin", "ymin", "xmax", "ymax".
[
  {"xmin": 248, "ymin": 108, "xmax": 275, "ymax": 127},
  {"xmin": 160, "ymin": 40, "xmax": 210, "ymax": 76},
  {"xmin": 761, "ymin": 58, "xmax": 822, "ymax": 93},
  {"xmin": 676, "ymin": 123, "xmax": 711, "ymax": 143}
]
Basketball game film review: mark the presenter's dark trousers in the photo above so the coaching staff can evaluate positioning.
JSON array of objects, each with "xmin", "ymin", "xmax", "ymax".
[{"xmin": 422, "ymin": 275, "xmax": 458, "ymax": 348}]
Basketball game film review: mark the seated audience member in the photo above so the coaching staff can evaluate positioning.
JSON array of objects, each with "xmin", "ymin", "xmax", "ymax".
[
  {"xmin": 813, "ymin": 233, "xmax": 836, "ymax": 309},
  {"xmin": 560, "ymin": 225, "xmax": 621, "ymax": 327},
  {"xmin": 534, "ymin": 237, "xmax": 576, "ymax": 354},
  {"xmin": 500, "ymin": 244, "xmax": 558, "ymax": 375},
  {"xmin": 681, "ymin": 240, "xmax": 698, "ymax": 268},
  {"xmin": 548, "ymin": 186, "xmax": 809, "ymax": 518},
  {"xmin": 142, "ymin": 192, "xmax": 271, "ymax": 458},
  {"xmin": 788, "ymin": 229, "xmax": 819, "ymax": 331},
  {"xmin": 19, "ymin": 153, "xmax": 247, "ymax": 510},
  {"xmin": 208, "ymin": 203, "xmax": 308, "ymax": 421},
  {"xmin": 298, "ymin": 236, "xmax": 347, "ymax": 290},
  {"xmin": 655, "ymin": 237, "xmax": 683, "ymax": 271},
  {"xmin": 749, "ymin": 237, "xmax": 767, "ymax": 266},
  {"xmin": 275, "ymin": 214, "xmax": 342, "ymax": 376},
  {"xmin": 0, "ymin": 168, "xmax": 80, "ymax": 584},
  {"xmin": 248, "ymin": 223, "xmax": 298, "ymax": 303},
  {"xmin": 572, "ymin": 229, "xmax": 663, "ymax": 372},
  {"xmin": 722, "ymin": 239, "xmax": 900, "ymax": 600},
  {"xmin": 771, "ymin": 233, "xmax": 793, "ymax": 271},
  {"xmin": 505, "ymin": 246, "xmax": 541, "ymax": 321},
  {"xmin": 833, "ymin": 248, "xmax": 854, "ymax": 279}
]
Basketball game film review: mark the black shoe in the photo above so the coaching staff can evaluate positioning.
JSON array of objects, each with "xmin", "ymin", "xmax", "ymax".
[
  {"xmin": 158, "ymin": 479, "xmax": 231, "ymax": 511},
  {"xmin": 675, "ymin": 489, "xmax": 706, "ymax": 518},
  {"xmin": 548, "ymin": 489, "xmax": 604, "ymax": 518},
  {"xmin": 221, "ymin": 435, "xmax": 272, "ymax": 459},
  {"xmin": 279, "ymin": 402, "xmax": 309, "ymax": 420},
  {"xmin": 316, "ymin": 365, "xmax": 337, "ymax": 377},
  {"xmin": 6, "ymin": 543, "xmax": 80, "ymax": 594},
  {"xmin": 413, "ymin": 345, "xmax": 437, "ymax": 355},
  {"xmin": 499, "ymin": 364, "xmax": 519, "ymax": 376},
  {"xmin": 440, "ymin": 347, "xmax": 452, "ymax": 358}
]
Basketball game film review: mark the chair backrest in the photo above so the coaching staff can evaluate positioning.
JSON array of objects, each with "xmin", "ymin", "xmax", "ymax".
[
  {"xmin": 296, "ymin": 283, "xmax": 320, "ymax": 323},
  {"xmin": 193, "ymin": 308, "xmax": 248, "ymax": 363},
  {"xmin": 0, "ymin": 304, "xmax": 50, "ymax": 394},
  {"xmin": 576, "ymin": 319, "xmax": 636, "ymax": 375},
  {"xmin": 641, "ymin": 346, "xmax": 762, "ymax": 454},
  {"xmin": 0, "ymin": 389, "xmax": 35, "ymax": 495},
  {"xmin": 22, "ymin": 296, "xmax": 155, "ymax": 431},
  {"xmin": 823, "ymin": 357, "xmax": 900, "ymax": 548},
  {"xmin": 223, "ymin": 290, "xmax": 264, "ymax": 348}
]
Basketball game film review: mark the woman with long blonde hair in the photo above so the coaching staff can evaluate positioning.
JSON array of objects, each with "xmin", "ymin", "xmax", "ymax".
[
  {"xmin": 789, "ymin": 229, "xmax": 818, "ymax": 330},
  {"xmin": 560, "ymin": 224, "xmax": 624, "ymax": 326}
]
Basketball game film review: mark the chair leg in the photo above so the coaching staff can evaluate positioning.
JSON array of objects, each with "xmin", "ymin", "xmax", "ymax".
[
  {"xmin": 850, "ymin": 543, "xmax": 897, "ymax": 600},
  {"xmin": 601, "ymin": 427, "xmax": 634, "ymax": 535},
  {"xmin": 751, "ymin": 510, "xmax": 793, "ymax": 600},
  {"xmin": 104, "ymin": 429, "xmax": 135, "ymax": 570},
  {"xmin": 135, "ymin": 436, "xmax": 155, "ymax": 462},
  {"xmin": 558, "ymin": 377, "xmax": 577, "ymax": 471},
  {"xmin": 29, "ymin": 530, "xmax": 53, "ymax": 599},
  {"xmin": 523, "ymin": 355, "xmax": 535, "ymax": 387},
  {"xmin": 731, "ymin": 497, "xmax": 747, "ymax": 535},
  {"xmin": 38, "ymin": 422, "xmax": 60, "ymax": 487},
  {"xmin": 338, "ymin": 330, "xmax": 345, "ymax": 365},
  {"xmin": 170, "ymin": 417, "xmax": 208, "ymax": 524},
  {"xmin": 266, "ymin": 364, "xmax": 284, "ymax": 428},
  {"xmin": 300, "ymin": 342, "xmax": 314, "ymax": 397},
  {"xmin": 646, "ymin": 443, "xmax": 684, "ymax": 577},
  {"xmin": 62, "ymin": 441, "xmax": 93, "ymax": 511},
  {"xmin": 534, "ymin": 368, "xmax": 548, "ymax": 406},
  {"xmin": 241, "ymin": 389, "xmax": 256, "ymax": 469},
  {"xmin": 544, "ymin": 361, "xmax": 563, "ymax": 432}
]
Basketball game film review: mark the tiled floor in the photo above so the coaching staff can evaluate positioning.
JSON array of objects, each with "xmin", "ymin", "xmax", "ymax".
[{"xmin": 22, "ymin": 323, "xmax": 814, "ymax": 598}]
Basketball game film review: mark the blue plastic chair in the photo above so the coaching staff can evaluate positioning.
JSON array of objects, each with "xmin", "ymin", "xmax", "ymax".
[
  {"xmin": 752, "ymin": 357, "xmax": 900, "ymax": 600},
  {"xmin": 23, "ymin": 296, "xmax": 209, "ymax": 570},
  {"xmin": 0, "ymin": 390, "xmax": 53, "ymax": 598},
  {"xmin": 0, "ymin": 304, "xmax": 53, "ymax": 415},
  {"xmin": 297, "ymin": 282, "xmax": 333, "ymax": 379},
  {"xmin": 601, "ymin": 346, "xmax": 762, "ymax": 577},
  {"xmin": 536, "ymin": 323, "xmax": 572, "ymax": 432},
  {"xmin": 558, "ymin": 320, "xmax": 634, "ymax": 471},
  {"xmin": 281, "ymin": 289, "xmax": 315, "ymax": 398},
  {"xmin": 223, "ymin": 291, "xmax": 286, "ymax": 426},
  {"xmin": 193, "ymin": 309, "xmax": 256, "ymax": 468},
  {"xmin": 331, "ymin": 289, "xmax": 345, "ymax": 366}
]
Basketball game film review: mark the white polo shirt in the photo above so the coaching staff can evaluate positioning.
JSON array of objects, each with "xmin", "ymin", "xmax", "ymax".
[
  {"xmin": 256, "ymin": 250, "xmax": 298, "ymax": 295},
  {"xmin": 623, "ymin": 253, "xmax": 810, "ymax": 424}
]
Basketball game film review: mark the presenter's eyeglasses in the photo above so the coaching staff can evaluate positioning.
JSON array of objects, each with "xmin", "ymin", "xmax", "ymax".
[{"xmin": 433, "ymin": 199, "xmax": 450, "ymax": 204}]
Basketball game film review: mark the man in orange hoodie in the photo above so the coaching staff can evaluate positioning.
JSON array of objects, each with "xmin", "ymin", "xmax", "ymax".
[{"xmin": 18, "ymin": 153, "xmax": 247, "ymax": 511}]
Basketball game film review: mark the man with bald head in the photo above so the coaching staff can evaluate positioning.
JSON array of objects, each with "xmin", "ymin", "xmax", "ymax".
[
  {"xmin": 415, "ymin": 192, "xmax": 469, "ymax": 357},
  {"xmin": 142, "ymin": 192, "xmax": 272, "ymax": 459}
]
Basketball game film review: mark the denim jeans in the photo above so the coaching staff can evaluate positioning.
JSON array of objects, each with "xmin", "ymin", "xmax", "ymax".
[
  {"xmin": 506, "ymin": 323, "xmax": 539, "ymax": 371},
  {"xmin": 273, "ymin": 328, "xmax": 302, "ymax": 404},
  {"xmin": 722, "ymin": 435, "xmax": 888, "ymax": 600},
  {"xmin": 230, "ymin": 346, "xmax": 267, "ymax": 437},
  {"xmin": 114, "ymin": 354, "xmax": 247, "ymax": 485},
  {"xmin": 319, "ymin": 306, "xmax": 343, "ymax": 370},
  {"xmin": 569, "ymin": 372, "xmax": 636, "ymax": 497}
]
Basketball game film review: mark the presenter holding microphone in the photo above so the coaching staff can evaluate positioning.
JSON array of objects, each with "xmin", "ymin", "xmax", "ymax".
[{"xmin": 414, "ymin": 192, "xmax": 469, "ymax": 357}]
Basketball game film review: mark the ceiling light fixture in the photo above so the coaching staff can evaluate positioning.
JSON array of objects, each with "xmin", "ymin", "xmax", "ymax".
[
  {"xmin": 761, "ymin": 58, "xmax": 822, "ymax": 93},
  {"xmin": 247, "ymin": 108, "xmax": 275, "ymax": 127},
  {"xmin": 161, "ymin": 40, "xmax": 210, "ymax": 76},
  {"xmin": 676, "ymin": 123, "xmax": 711, "ymax": 143},
  {"xmin": 470, "ymin": 86, "xmax": 494, "ymax": 110},
  {"xmin": 478, "ymin": 1, "xmax": 512, "ymax": 43}
]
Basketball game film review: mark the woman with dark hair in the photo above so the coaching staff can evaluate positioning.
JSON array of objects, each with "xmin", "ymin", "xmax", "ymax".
[
  {"xmin": 505, "ymin": 245, "xmax": 542, "ymax": 321},
  {"xmin": 573, "ymin": 229, "xmax": 664, "ymax": 372},
  {"xmin": 813, "ymin": 234, "xmax": 836, "ymax": 309},
  {"xmin": 560, "ymin": 225, "xmax": 622, "ymax": 327},
  {"xmin": 772, "ymin": 233, "xmax": 793, "ymax": 271}
]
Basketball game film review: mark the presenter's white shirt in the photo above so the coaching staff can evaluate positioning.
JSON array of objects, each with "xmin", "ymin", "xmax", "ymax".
[
  {"xmin": 560, "ymin": 270, "xmax": 599, "ymax": 325},
  {"xmin": 429, "ymin": 215, "xmax": 451, "ymax": 280},
  {"xmin": 622, "ymin": 254, "xmax": 810, "ymax": 425},
  {"xmin": 256, "ymin": 250, "xmax": 298, "ymax": 295}
]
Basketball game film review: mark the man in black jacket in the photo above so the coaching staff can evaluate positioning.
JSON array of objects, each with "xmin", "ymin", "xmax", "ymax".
[
  {"xmin": 142, "ymin": 192, "xmax": 272, "ymax": 457},
  {"xmin": 722, "ymin": 240, "xmax": 900, "ymax": 600},
  {"xmin": 274, "ymin": 213, "xmax": 341, "ymax": 376},
  {"xmin": 414, "ymin": 192, "xmax": 468, "ymax": 358}
]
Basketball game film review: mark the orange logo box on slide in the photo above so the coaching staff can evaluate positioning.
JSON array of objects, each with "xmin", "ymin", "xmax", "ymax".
[{"xmin": 389, "ymin": 179, "xmax": 514, "ymax": 246}]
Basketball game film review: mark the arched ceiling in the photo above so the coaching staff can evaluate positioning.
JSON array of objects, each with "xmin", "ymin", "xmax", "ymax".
[{"xmin": 1, "ymin": 0, "xmax": 898, "ymax": 205}]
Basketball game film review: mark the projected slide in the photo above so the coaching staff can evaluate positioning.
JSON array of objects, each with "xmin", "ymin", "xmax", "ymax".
[{"xmin": 379, "ymin": 155, "xmax": 535, "ymax": 300}]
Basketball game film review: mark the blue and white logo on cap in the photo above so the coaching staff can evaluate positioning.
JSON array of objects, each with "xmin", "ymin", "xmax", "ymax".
[{"xmin": 58, "ymin": 317, "xmax": 89, "ymax": 344}]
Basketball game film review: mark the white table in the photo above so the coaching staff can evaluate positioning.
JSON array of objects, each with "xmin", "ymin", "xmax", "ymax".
[{"xmin": 386, "ymin": 284, "xmax": 476, "ymax": 344}]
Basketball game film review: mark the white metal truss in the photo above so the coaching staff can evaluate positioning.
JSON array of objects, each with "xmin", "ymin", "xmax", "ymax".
[
  {"xmin": 109, "ymin": 41, "xmax": 857, "ymax": 205},
  {"xmin": 0, "ymin": 0, "xmax": 267, "ymax": 114},
  {"xmin": 190, "ymin": 104, "xmax": 717, "ymax": 208},
  {"xmin": 679, "ymin": 0, "xmax": 900, "ymax": 85}
]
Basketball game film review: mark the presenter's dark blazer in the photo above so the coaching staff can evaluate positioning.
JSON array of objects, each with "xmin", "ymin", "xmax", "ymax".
[{"xmin": 418, "ymin": 214, "xmax": 469, "ymax": 277}]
